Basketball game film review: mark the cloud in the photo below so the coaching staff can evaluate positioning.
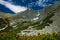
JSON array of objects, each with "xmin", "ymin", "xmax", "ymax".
[
  {"xmin": 0, "ymin": 0, "xmax": 58, "ymax": 13},
  {"xmin": 0, "ymin": 0, "xmax": 27, "ymax": 13}
]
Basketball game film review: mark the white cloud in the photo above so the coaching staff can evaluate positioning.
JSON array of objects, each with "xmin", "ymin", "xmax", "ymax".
[{"xmin": 0, "ymin": 0, "xmax": 27, "ymax": 13}]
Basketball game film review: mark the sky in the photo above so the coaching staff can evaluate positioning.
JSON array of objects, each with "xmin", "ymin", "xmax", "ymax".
[
  {"xmin": 0, "ymin": 0, "xmax": 58, "ymax": 14},
  {"xmin": 0, "ymin": 0, "xmax": 27, "ymax": 14}
]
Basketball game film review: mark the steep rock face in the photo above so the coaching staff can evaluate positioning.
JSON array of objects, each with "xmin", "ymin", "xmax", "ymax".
[
  {"xmin": 14, "ymin": 9, "xmax": 39, "ymax": 20},
  {"xmin": 12, "ymin": 2, "xmax": 60, "ymax": 21}
]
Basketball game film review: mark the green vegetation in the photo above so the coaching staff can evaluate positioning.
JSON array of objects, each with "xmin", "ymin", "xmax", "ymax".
[
  {"xmin": 0, "ymin": 17, "xmax": 12, "ymax": 32},
  {"xmin": 0, "ymin": 18, "xmax": 7, "ymax": 29},
  {"xmin": 17, "ymin": 33, "xmax": 60, "ymax": 40},
  {"xmin": 16, "ymin": 13, "xmax": 54, "ymax": 30},
  {"xmin": 0, "ymin": 32, "xmax": 60, "ymax": 40},
  {"xmin": 34, "ymin": 13, "xmax": 54, "ymax": 30},
  {"xmin": 0, "ymin": 17, "xmax": 10, "ymax": 30}
]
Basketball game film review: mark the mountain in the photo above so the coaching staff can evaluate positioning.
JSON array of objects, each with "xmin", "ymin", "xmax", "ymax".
[
  {"xmin": 12, "ymin": 1, "xmax": 60, "ymax": 21},
  {"xmin": 0, "ymin": 1, "xmax": 60, "ymax": 36}
]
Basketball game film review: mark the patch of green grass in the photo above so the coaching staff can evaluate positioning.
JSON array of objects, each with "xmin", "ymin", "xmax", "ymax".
[{"xmin": 0, "ymin": 32, "xmax": 60, "ymax": 40}]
